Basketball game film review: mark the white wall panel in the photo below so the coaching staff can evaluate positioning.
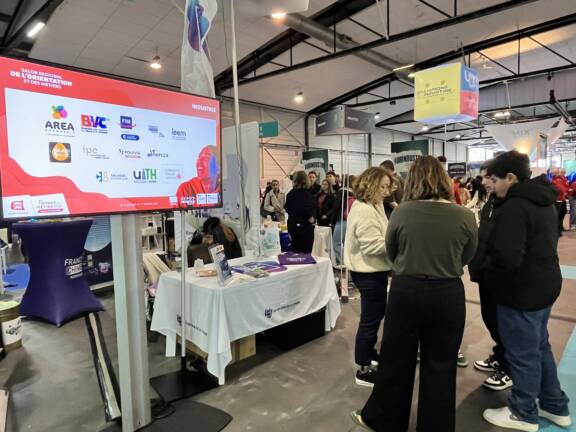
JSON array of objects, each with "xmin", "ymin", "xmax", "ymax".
[
  {"xmin": 456, "ymin": 143, "xmax": 467, "ymax": 162},
  {"xmin": 445, "ymin": 142, "xmax": 456, "ymax": 161}
]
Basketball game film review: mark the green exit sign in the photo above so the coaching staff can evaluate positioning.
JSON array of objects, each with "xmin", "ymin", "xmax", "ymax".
[{"xmin": 259, "ymin": 121, "xmax": 279, "ymax": 138}]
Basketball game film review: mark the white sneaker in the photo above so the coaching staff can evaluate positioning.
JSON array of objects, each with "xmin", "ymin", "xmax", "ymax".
[
  {"xmin": 483, "ymin": 407, "xmax": 538, "ymax": 431},
  {"xmin": 538, "ymin": 408, "xmax": 572, "ymax": 428}
]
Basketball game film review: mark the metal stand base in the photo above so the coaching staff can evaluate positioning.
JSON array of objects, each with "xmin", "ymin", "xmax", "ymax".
[
  {"xmin": 101, "ymin": 400, "xmax": 232, "ymax": 431},
  {"xmin": 150, "ymin": 367, "xmax": 219, "ymax": 403}
]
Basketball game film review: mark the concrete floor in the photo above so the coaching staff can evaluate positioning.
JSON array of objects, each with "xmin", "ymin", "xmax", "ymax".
[{"xmin": 1, "ymin": 233, "xmax": 575, "ymax": 432}]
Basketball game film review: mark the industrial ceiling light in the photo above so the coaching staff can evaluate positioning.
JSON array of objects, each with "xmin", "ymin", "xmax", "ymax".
[
  {"xmin": 294, "ymin": 91, "xmax": 304, "ymax": 104},
  {"xmin": 150, "ymin": 56, "xmax": 162, "ymax": 69},
  {"xmin": 421, "ymin": 125, "xmax": 429, "ymax": 132},
  {"xmin": 493, "ymin": 111, "xmax": 511, "ymax": 119},
  {"xmin": 27, "ymin": 22, "xmax": 45, "ymax": 38},
  {"xmin": 271, "ymin": 11, "xmax": 287, "ymax": 19},
  {"xmin": 408, "ymin": 72, "xmax": 416, "ymax": 79},
  {"xmin": 393, "ymin": 64, "xmax": 415, "ymax": 72},
  {"xmin": 455, "ymin": 134, "xmax": 462, "ymax": 139},
  {"xmin": 375, "ymin": 112, "xmax": 381, "ymax": 119}
]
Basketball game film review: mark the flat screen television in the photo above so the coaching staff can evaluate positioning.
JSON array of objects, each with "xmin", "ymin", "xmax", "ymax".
[{"xmin": 0, "ymin": 57, "xmax": 222, "ymax": 220}]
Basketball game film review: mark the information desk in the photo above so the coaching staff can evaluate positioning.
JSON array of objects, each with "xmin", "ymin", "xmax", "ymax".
[{"xmin": 151, "ymin": 256, "xmax": 341, "ymax": 384}]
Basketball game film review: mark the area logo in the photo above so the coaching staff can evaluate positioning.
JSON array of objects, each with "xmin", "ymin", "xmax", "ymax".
[
  {"xmin": 120, "ymin": 116, "xmax": 136, "ymax": 130},
  {"xmin": 147, "ymin": 149, "xmax": 168, "ymax": 158},
  {"xmin": 49, "ymin": 142, "xmax": 71, "ymax": 163},
  {"xmin": 133, "ymin": 168, "xmax": 157, "ymax": 183},
  {"xmin": 45, "ymin": 105, "xmax": 75, "ymax": 136},
  {"xmin": 81, "ymin": 115, "xmax": 108, "ymax": 134},
  {"xmin": 51, "ymin": 105, "xmax": 68, "ymax": 119},
  {"xmin": 171, "ymin": 128, "xmax": 186, "ymax": 140}
]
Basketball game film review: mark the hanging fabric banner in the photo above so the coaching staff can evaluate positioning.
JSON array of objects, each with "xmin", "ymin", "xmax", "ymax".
[
  {"xmin": 302, "ymin": 150, "xmax": 329, "ymax": 181},
  {"xmin": 485, "ymin": 118, "xmax": 557, "ymax": 162},
  {"xmin": 181, "ymin": 0, "xmax": 218, "ymax": 97},
  {"xmin": 547, "ymin": 118, "xmax": 571, "ymax": 147},
  {"xmin": 391, "ymin": 140, "xmax": 429, "ymax": 178}
]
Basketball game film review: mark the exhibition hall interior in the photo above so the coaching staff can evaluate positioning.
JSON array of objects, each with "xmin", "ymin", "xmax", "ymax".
[{"xmin": 0, "ymin": 0, "xmax": 575, "ymax": 431}]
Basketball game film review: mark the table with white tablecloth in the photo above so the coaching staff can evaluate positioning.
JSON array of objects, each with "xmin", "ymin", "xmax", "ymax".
[
  {"xmin": 150, "ymin": 256, "xmax": 341, "ymax": 384},
  {"xmin": 312, "ymin": 226, "xmax": 336, "ymax": 264}
]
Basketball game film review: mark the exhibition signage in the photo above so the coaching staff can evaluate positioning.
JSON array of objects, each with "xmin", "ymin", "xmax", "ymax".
[
  {"xmin": 484, "ymin": 118, "xmax": 556, "ymax": 162},
  {"xmin": 83, "ymin": 216, "xmax": 114, "ymax": 287},
  {"xmin": 315, "ymin": 106, "xmax": 375, "ymax": 136},
  {"xmin": 259, "ymin": 121, "xmax": 279, "ymax": 138},
  {"xmin": 448, "ymin": 163, "xmax": 467, "ymax": 178},
  {"xmin": 414, "ymin": 63, "xmax": 479, "ymax": 125},
  {"xmin": 391, "ymin": 140, "xmax": 429, "ymax": 177},
  {"xmin": 302, "ymin": 150, "xmax": 329, "ymax": 181},
  {"xmin": 0, "ymin": 57, "xmax": 222, "ymax": 219}
]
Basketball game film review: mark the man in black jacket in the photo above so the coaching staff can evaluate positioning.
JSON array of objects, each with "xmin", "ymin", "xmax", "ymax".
[
  {"xmin": 470, "ymin": 161, "xmax": 512, "ymax": 392},
  {"xmin": 483, "ymin": 151, "xmax": 571, "ymax": 432}
]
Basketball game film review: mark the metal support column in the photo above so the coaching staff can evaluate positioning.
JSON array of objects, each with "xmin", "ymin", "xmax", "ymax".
[{"xmin": 111, "ymin": 214, "xmax": 151, "ymax": 431}]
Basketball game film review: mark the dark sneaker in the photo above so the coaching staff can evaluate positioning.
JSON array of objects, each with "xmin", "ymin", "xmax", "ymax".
[
  {"xmin": 350, "ymin": 410, "xmax": 374, "ymax": 431},
  {"xmin": 474, "ymin": 355, "xmax": 499, "ymax": 372},
  {"xmin": 483, "ymin": 370, "xmax": 513, "ymax": 391},
  {"xmin": 457, "ymin": 351, "xmax": 469, "ymax": 368},
  {"xmin": 355, "ymin": 368, "xmax": 377, "ymax": 388}
]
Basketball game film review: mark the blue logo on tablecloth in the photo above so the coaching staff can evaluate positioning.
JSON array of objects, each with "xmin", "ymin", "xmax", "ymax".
[{"xmin": 264, "ymin": 308, "xmax": 273, "ymax": 319}]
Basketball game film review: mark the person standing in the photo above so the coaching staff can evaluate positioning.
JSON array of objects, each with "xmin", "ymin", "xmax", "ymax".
[
  {"xmin": 316, "ymin": 179, "xmax": 335, "ymax": 227},
  {"xmin": 483, "ymin": 151, "xmax": 571, "ymax": 432},
  {"xmin": 379, "ymin": 160, "xmax": 404, "ymax": 219},
  {"xmin": 308, "ymin": 171, "xmax": 321, "ymax": 196},
  {"xmin": 351, "ymin": 156, "xmax": 478, "ymax": 432},
  {"xmin": 327, "ymin": 170, "xmax": 340, "ymax": 192},
  {"xmin": 262, "ymin": 179, "xmax": 286, "ymax": 222},
  {"xmin": 569, "ymin": 176, "xmax": 576, "ymax": 231},
  {"xmin": 551, "ymin": 168, "xmax": 569, "ymax": 237},
  {"xmin": 284, "ymin": 171, "xmax": 316, "ymax": 253},
  {"xmin": 469, "ymin": 162, "xmax": 512, "ymax": 391},
  {"xmin": 344, "ymin": 167, "xmax": 394, "ymax": 387}
]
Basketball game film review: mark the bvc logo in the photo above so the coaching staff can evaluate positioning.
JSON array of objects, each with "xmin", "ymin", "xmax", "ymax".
[{"xmin": 81, "ymin": 115, "xmax": 108, "ymax": 129}]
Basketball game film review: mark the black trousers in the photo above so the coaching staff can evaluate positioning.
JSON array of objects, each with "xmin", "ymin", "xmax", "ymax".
[
  {"xmin": 288, "ymin": 221, "xmax": 314, "ymax": 253},
  {"xmin": 555, "ymin": 201, "xmax": 567, "ymax": 235},
  {"xmin": 479, "ymin": 279, "xmax": 508, "ymax": 373},
  {"xmin": 362, "ymin": 276, "xmax": 466, "ymax": 432},
  {"xmin": 351, "ymin": 271, "xmax": 389, "ymax": 366}
]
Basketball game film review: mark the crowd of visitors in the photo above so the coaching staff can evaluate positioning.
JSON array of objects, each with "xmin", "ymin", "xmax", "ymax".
[{"xmin": 260, "ymin": 152, "xmax": 572, "ymax": 432}]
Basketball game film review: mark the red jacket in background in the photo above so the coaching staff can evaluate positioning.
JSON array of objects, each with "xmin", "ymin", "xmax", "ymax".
[
  {"xmin": 453, "ymin": 181, "xmax": 462, "ymax": 205},
  {"xmin": 551, "ymin": 176, "xmax": 570, "ymax": 201}
]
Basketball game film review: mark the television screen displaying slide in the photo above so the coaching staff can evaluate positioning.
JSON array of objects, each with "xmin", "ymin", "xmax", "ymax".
[{"xmin": 0, "ymin": 57, "xmax": 221, "ymax": 219}]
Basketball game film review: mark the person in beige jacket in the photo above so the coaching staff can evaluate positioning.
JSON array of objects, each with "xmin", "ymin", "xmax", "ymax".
[{"xmin": 345, "ymin": 166, "xmax": 394, "ymax": 388}]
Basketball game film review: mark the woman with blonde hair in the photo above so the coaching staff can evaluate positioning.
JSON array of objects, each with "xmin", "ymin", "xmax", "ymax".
[
  {"xmin": 345, "ymin": 167, "xmax": 394, "ymax": 387},
  {"xmin": 352, "ymin": 156, "xmax": 478, "ymax": 432}
]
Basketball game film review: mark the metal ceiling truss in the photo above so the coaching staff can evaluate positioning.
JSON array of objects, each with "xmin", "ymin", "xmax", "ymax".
[
  {"xmin": 0, "ymin": 0, "xmax": 64, "ymax": 56},
  {"xmin": 311, "ymin": 11, "xmax": 576, "ymax": 116},
  {"xmin": 232, "ymin": 0, "xmax": 539, "ymax": 92},
  {"xmin": 214, "ymin": 0, "xmax": 377, "ymax": 94}
]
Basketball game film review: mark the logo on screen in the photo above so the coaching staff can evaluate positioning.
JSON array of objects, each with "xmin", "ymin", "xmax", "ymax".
[
  {"xmin": 147, "ymin": 149, "xmax": 168, "ymax": 158},
  {"xmin": 149, "ymin": 125, "xmax": 165, "ymax": 138},
  {"xmin": 171, "ymin": 128, "xmax": 186, "ymax": 140},
  {"xmin": 133, "ymin": 168, "xmax": 157, "ymax": 183},
  {"xmin": 162, "ymin": 167, "xmax": 183, "ymax": 183},
  {"xmin": 96, "ymin": 171, "xmax": 109, "ymax": 183},
  {"xmin": 10, "ymin": 201, "xmax": 25, "ymax": 211},
  {"xmin": 51, "ymin": 105, "xmax": 68, "ymax": 119},
  {"xmin": 120, "ymin": 116, "xmax": 136, "ymax": 130},
  {"xmin": 119, "ymin": 149, "xmax": 141, "ymax": 159},
  {"xmin": 49, "ymin": 142, "xmax": 71, "ymax": 163},
  {"xmin": 83, "ymin": 146, "xmax": 109, "ymax": 160},
  {"xmin": 81, "ymin": 115, "xmax": 108, "ymax": 134},
  {"xmin": 121, "ymin": 133, "xmax": 140, "ymax": 141}
]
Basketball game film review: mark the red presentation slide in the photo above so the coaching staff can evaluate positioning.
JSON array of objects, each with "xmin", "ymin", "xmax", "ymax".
[{"xmin": 0, "ymin": 57, "xmax": 221, "ymax": 219}]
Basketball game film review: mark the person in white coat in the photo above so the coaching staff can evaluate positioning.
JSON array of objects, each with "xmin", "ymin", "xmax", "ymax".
[{"xmin": 345, "ymin": 166, "xmax": 394, "ymax": 388}]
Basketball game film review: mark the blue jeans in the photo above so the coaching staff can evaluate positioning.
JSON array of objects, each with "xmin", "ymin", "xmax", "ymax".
[
  {"xmin": 497, "ymin": 304, "xmax": 570, "ymax": 424},
  {"xmin": 332, "ymin": 221, "xmax": 347, "ymax": 266}
]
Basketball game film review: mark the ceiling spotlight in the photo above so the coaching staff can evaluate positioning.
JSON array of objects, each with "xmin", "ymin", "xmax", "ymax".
[
  {"xmin": 503, "ymin": 110, "xmax": 511, "ymax": 117},
  {"xmin": 27, "ymin": 22, "xmax": 45, "ymax": 38},
  {"xmin": 408, "ymin": 72, "xmax": 416, "ymax": 79},
  {"xmin": 421, "ymin": 126, "xmax": 429, "ymax": 132},
  {"xmin": 294, "ymin": 91, "xmax": 304, "ymax": 104},
  {"xmin": 150, "ymin": 56, "xmax": 162, "ymax": 69},
  {"xmin": 375, "ymin": 112, "xmax": 381, "ymax": 120},
  {"xmin": 455, "ymin": 134, "xmax": 462, "ymax": 139},
  {"xmin": 271, "ymin": 11, "xmax": 287, "ymax": 19},
  {"xmin": 494, "ymin": 111, "xmax": 511, "ymax": 119}
]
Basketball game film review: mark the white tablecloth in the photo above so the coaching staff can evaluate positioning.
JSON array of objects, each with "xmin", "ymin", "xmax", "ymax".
[{"xmin": 150, "ymin": 256, "xmax": 341, "ymax": 384}]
